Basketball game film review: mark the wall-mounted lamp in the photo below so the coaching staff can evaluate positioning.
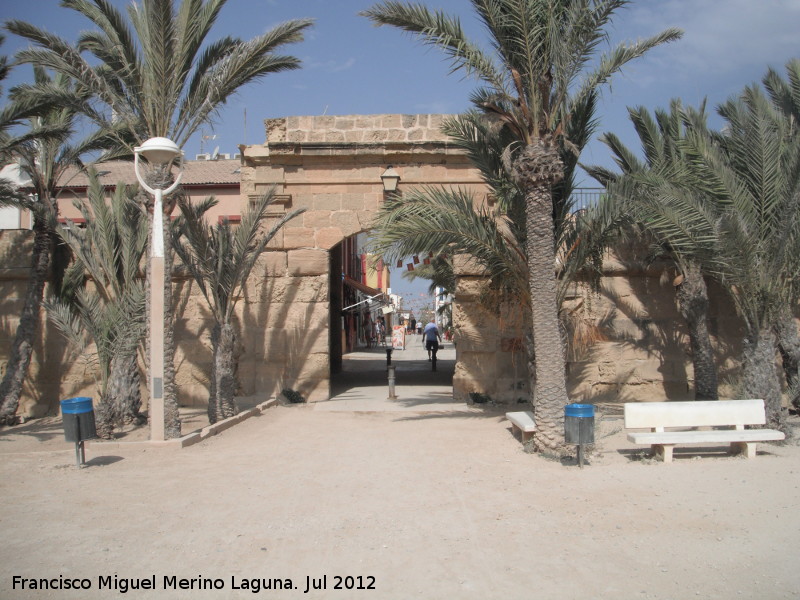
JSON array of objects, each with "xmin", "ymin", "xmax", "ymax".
[{"xmin": 380, "ymin": 165, "xmax": 400, "ymax": 193}]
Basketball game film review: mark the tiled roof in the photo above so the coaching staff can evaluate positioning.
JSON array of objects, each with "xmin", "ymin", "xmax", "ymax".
[{"xmin": 59, "ymin": 159, "xmax": 241, "ymax": 188}]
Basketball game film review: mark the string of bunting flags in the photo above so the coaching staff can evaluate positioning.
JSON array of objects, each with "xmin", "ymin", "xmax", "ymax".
[{"xmin": 395, "ymin": 252, "xmax": 443, "ymax": 271}]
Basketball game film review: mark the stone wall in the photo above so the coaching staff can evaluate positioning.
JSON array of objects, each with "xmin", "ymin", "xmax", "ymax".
[
  {"xmin": 451, "ymin": 243, "xmax": 749, "ymax": 405},
  {"xmin": 3, "ymin": 113, "xmax": 789, "ymax": 419},
  {"xmin": 0, "ymin": 231, "xmax": 94, "ymax": 416}
]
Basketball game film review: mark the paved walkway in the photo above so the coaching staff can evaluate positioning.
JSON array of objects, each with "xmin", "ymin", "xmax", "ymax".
[{"xmin": 322, "ymin": 335, "xmax": 472, "ymax": 413}]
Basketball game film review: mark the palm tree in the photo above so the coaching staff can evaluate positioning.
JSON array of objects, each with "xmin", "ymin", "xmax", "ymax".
[
  {"xmin": 47, "ymin": 169, "xmax": 148, "ymax": 437},
  {"xmin": 686, "ymin": 83, "xmax": 800, "ymax": 430},
  {"xmin": 6, "ymin": 0, "xmax": 313, "ymax": 437},
  {"xmin": 45, "ymin": 178, "xmax": 147, "ymax": 438},
  {"xmin": 362, "ymin": 0, "xmax": 681, "ymax": 450},
  {"xmin": 0, "ymin": 35, "xmax": 66, "ymax": 147},
  {"xmin": 584, "ymin": 100, "xmax": 721, "ymax": 400},
  {"xmin": 0, "ymin": 67, "xmax": 108, "ymax": 425},
  {"xmin": 762, "ymin": 59, "xmax": 800, "ymax": 410},
  {"xmin": 171, "ymin": 192, "xmax": 305, "ymax": 423},
  {"xmin": 371, "ymin": 185, "xmax": 529, "ymax": 306}
]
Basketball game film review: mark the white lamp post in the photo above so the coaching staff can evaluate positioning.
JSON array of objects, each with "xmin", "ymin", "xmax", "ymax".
[{"xmin": 134, "ymin": 137, "xmax": 183, "ymax": 441}]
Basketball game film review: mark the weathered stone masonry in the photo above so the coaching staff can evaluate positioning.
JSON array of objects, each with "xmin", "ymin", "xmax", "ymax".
[{"xmin": 0, "ymin": 113, "xmax": 774, "ymax": 418}]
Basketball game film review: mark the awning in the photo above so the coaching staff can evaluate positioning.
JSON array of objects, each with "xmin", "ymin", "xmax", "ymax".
[
  {"xmin": 342, "ymin": 276, "xmax": 385, "ymax": 312},
  {"xmin": 343, "ymin": 276, "xmax": 383, "ymax": 298}
]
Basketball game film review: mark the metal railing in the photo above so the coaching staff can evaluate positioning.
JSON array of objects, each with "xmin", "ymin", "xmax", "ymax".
[{"xmin": 569, "ymin": 188, "xmax": 606, "ymax": 213}]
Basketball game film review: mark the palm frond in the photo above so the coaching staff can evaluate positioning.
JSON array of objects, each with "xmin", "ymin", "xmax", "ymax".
[{"xmin": 173, "ymin": 189, "xmax": 306, "ymax": 325}]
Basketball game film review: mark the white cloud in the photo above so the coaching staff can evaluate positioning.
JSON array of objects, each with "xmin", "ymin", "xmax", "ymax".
[
  {"xmin": 307, "ymin": 57, "xmax": 357, "ymax": 73},
  {"xmin": 619, "ymin": 0, "xmax": 799, "ymax": 82}
]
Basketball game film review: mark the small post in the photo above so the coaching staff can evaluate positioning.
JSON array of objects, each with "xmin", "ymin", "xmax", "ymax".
[
  {"xmin": 75, "ymin": 440, "xmax": 86, "ymax": 468},
  {"xmin": 385, "ymin": 347, "xmax": 393, "ymax": 367},
  {"xmin": 387, "ymin": 365, "xmax": 397, "ymax": 400}
]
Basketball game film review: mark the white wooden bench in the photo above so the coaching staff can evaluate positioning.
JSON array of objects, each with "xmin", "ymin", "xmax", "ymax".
[
  {"xmin": 625, "ymin": 399, "xmax": 785, "ymax": 463},
  {"xmin": 506, "ymin": 411, "xmax": 536, "ymax": 443}
]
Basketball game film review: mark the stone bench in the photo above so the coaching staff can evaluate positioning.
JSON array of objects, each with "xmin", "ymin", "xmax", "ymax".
[
  {"xmin": 625, "ymin": 399, "xmax": 785, "ymax": 463},
  {"xmin": 506, "ymin": 411, "xmax": 536, "ymax": 444}
]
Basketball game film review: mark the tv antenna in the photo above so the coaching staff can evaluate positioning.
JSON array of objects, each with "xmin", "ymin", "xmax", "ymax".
[{"xmin": 200, "ymin": 132, "xmax": 216, "ymax": 154}]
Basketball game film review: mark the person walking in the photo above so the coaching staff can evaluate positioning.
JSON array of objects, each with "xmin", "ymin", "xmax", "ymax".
[
  {"xmin": 375, "ymin": 317, "xmax": 386, "ymax": 347},
  {"xmin": 422, "ymin": 318, "xmax": 442, "ymax": 371}
]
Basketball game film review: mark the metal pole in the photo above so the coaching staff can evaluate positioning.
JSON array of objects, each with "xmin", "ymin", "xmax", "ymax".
[
  {"xmin": 149, "ymin": 187, "xmax": 165, "ymax": 441},
  {"xmin": 387, "ymin": 365, "xmax": 397, "ymax": 400},
  {"xmin": 75, "ymin": 440, "xmax": 86, "ymax": 468}
]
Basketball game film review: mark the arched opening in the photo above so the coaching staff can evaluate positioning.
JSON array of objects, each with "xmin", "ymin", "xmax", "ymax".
[{"xmin": 328, "ymin": 232, "xmax": 456, "ymax": 401}]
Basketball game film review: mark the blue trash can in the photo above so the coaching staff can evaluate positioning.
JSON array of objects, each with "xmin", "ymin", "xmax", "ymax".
[
  {"xmin": 60, "ymin": 397, "xmax": 97, "ymax": 443},
  {"xmin": 565, "ymin": 403, "xmax": 595, "ymax": 468},
  {"xmin": 564, "ymin": 403, "xmax": 595, "ymax": 444}
]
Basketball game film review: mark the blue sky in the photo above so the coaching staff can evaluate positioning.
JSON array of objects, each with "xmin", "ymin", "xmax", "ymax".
[{"xmin": 1, "ymin": 0, "xmax": 798, "ymax": 300}]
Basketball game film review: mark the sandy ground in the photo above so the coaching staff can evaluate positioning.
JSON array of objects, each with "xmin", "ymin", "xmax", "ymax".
[{"xmin": 1, "ymin": 341, "xmax": 799, "ymax": 600}]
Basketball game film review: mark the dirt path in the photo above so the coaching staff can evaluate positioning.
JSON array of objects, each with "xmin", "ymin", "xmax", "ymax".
[{"xmin": 1, "ymin": 347, "xmax": 798, "ymax": 599}]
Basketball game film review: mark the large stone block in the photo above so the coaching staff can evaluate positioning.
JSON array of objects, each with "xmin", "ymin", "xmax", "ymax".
[
  {"xmin": 345, "ymin": 130, "xmax": 365, "ymax": 143},
  {"xmin": 364, "ymin": 130, "xmax": 389, "ymax": 143},
  {"xmin": 325, "ymin": 131, "xmax": 346, "ymax": 143},
  {"xmin": 334, "ymin": 117, "xmax": 355, "ymax": 130},
  {"xmin": 283, "ymin": 227, "xmax": 316, "ymax": 249},
  {"xmin": 453, "ymin": 278, "xmax": 486, "ymax": 301},
  {"xmin": 330, "ymin": 210, "xmax": 361, "ymax": 234},
  {"xmin": 256, "ymin": 251, "xmax": 288, "ymax": 277},
  {"xmin": 303, "ymin": 210, "xmax": 332, "ymax": 229},
  {"xmin": 340, "ymin": 192, "xmax": 367, "ymax": 211},
  {"xmin": 380, "ymin": 114, "xmax": 403, "ymax": 128},
  {"xmin": 315, "ymin": 227, "xmax": 344, "ymax": 250},
  {"xmin": 492, "ymin": 377, "xmax": 529, "ymax": 404},
  {"xmin": 453, "ymin": 255, "xmax": 489, "ymax": 277},
  {"xmin": 312, "ymin": 194, "xmax": 343, "ymax": 211},
  {"xmin": 288, "ymin": 250, "xmax": 328, "ymax": 276},
  {"xmin": 453, "ymin": 352, "xmax": 497, "ymax": 395},
  {"xmin": 260, "ymin": 301, "xmax": 329, "ymax": 331}
]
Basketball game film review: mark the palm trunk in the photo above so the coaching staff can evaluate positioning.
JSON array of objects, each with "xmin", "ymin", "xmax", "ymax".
[
  {"xmin": 93, "ymin": 395, "xmax": 116, "ymax": 439},
  {"xmin": 513, "ymin": 141, "xmax": 570, "ymax": 453},
  {"xmin": 524, "ymin": 330, "xmax": 536, "ymax": 410},
  {"xmin": 161, "ymin": 239, "xmax": 180, "ymax": 438},
  {"xmin": 0, "ymin": 218, "xmax": 52, "ymax": 425},
  {"xmin": 675, "ymin": 264, "xmax": 718, "ymax": 400},
  {"xmin": 525, "ymin": 183, "xmax": 570, "ymax": 451},
  {"xmin": 106, "ymin": 352, "xmax": 143, "ymax": 425},
  {"xmin": 774, "ymin": 309, "xmax": 800, "ymax": 410},
  {"xmin": 741, "ymin": 326, "xmax": 785, "ymax": 431},
  {"xmin": 208, "ymin": 322, "xmax": 238, "ymax": 424}
]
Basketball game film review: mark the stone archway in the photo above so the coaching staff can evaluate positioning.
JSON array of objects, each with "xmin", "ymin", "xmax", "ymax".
[{"xmin": 239, "ymin": 114, "xmax": 484, "ymax": 402}]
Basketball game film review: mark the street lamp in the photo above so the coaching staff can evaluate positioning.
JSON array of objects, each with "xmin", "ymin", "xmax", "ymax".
[{"xmin": 134, "ymin": 137, "xmax": 183, "ymax": 441}]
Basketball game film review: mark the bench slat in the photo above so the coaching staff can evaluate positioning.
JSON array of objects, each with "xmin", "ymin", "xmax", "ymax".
[
  {"xmin": 624, "ymin": 400, "xmax": 766, "ymax": 429},
  {"xmin": 628, "ymin": 428, "xmax": 785, "ymax": 445},
  {"xmin": 506, "ymin": 411, "xmax": 536, "ymax": 432},
  {"xmin": 506, "ymin": 411, "xmax": 536, "ymax": 445}
]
